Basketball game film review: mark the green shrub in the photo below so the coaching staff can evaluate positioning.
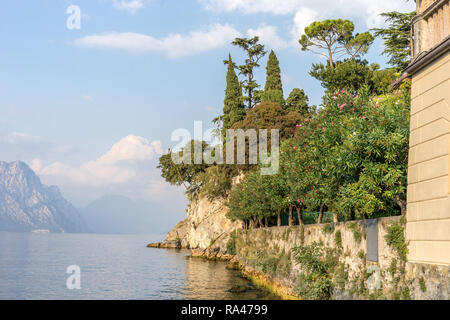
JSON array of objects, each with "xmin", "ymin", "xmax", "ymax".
[
  {"xmin": 334, "ymin": 230, "xmax": 343, "ymax": 248},
  {"xmin": 255, "ymin": 251, "xmax": 278, "ymax": 275},
  {"xmin": 357, "ymin": 250, "xmax": 365, "ymax": 260},
  {"xmin": 385, "ymin": 222, "xmax": 408, "ymax": 261},
  {"xmin": 197, "ymin": 166, "xmax": 233, "ymax": 200},
  {"xmin": 292, "ymin": 243, "xmax": 334, "ymax": 300},
  {"xmin": 226, "ymin": 232, "xmax": 237, "ymax": 255},
  {"xmin": 419, "ymin": 277, "xmax": 427, "ymax": 293},
  {"xmin": 322, "ymin": 223, "xmax": 334, "ymax": 234},
  {"xmin": 347, "ymin": 222, "xmax": 362, "ymax": 242}
]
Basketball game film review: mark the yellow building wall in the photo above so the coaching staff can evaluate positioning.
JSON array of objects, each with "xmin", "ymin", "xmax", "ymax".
[{"xmin": 407, "ymin": 50, "xmax": 450, "ymax": 265}]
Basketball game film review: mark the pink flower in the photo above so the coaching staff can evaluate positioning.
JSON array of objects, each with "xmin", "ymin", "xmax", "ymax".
[
  {"xmin": 305, "ymin": 118, "xmax": 310, "ymax": 123},
  {"xmin": 362, "ymin": 116, "xmax": 366, "ymax": 119},
  {"xmin": 297, "ymin": 199, "xmax": 301, "ymax": 203},
  {"xmin": 341, "ymin": 89, "xmax": 346, "ymax": 94},
  {"xmin": 296, "ymin": 124, "xmax": 302, "ymax": 127},
  {"xmin": 293, "ymin": 146, "xmax": 297, "ymax": 151}
]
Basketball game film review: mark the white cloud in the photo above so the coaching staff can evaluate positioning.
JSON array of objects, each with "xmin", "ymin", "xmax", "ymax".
[
  {"xmin": 247, "ymin": 25, "xmax": 290, "ymax": 50},
  {"xmin": 74, "ymin": 24, "xmax": 241, "ymax": 59},
  {"xmin": 290, "ymin": 7, "xmax": 318, "ymax": 38},
  {"xmin": 0, "ymin": 131, "xmax": 76, "ymax": 165},
  {"xmin": 113, "ymin": 0, "xmax": 145, "ymax": 13},
  {"xmin": 80, "ymin": 93, "xmax": 93, "ymax": 101},
  {"xmin": 281, "ymin": 73, "xmax": 291, "ymax": 86},
  {"xmin": 1, "ymin": 132, "xmax": 40, "ymax": 144},
  {"xmin": 32, "ymin": 135, "xmax": 178, "ymax": 206},
  {"xmin": 33, "ymin": 135, "xmax": 163, "ymax": 187},
  {"xmin": 199, "ymin": 0, "xmax": 303, "ymax": 15},
  {"xmin": 199, "ymin": 0, "xmax": 415, "ymax": 29}
]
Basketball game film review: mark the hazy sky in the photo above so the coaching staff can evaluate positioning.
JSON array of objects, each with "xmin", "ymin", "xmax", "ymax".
[{"xmin": 0, "ymin": 0, "xmax": 415, "ymax": 211}]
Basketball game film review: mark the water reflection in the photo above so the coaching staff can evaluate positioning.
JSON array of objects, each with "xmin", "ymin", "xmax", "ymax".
[
  {"xmin": 184, "ymin": 255, "xmax": 273, "ymax": 300},
  {"xmin": 0, "ymin": 232, "xmax": 276, "ymax": 300}
]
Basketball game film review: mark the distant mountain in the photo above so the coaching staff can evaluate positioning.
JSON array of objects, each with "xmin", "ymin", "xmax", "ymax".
[
  {"xmin": 81, "ymin": 195, "xmax": 176, "ymax": 234},
  {"xmin": 0, "ymin": 161, "xmax": 88, "ymax": 233}
]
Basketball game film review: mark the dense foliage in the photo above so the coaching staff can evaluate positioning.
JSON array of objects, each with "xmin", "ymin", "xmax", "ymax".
[
  {"xmin": 310, "ymin": 59, "xmax": 398, "ymax": 95},
  {"xmin": 228, "ymin": 88, "xmax": 410, "ymax": 225},
  {"xmin": 286, "ymin": 88, "xmax": 310, "ymax": 114},
  {"xmin": 374, "ymin": 11, "xmax": 416, "ymax": 70},
  {"xmin": 158, "ymin": 13, "xmax": 413, "ymax": 226},
  {"xmin": 222, "ymin": 54, "xmax": 246, "ymax": 133},
  {"xmin": 230, "ymin": 37, "xmax": 267, "ymax": 109},
  {"xmin": 262, "ymin": 50, "xmax": 285, "ymax": 107},
  {"xmin": 299, "ymin": 19, "xmax": 374, "ymax": 67}
]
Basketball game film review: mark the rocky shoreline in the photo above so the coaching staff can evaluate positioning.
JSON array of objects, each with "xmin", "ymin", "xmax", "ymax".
[
  {"xmin": 147, "ymin": 192, "xmax": 301, "ymax": 300},
  {"xmin": 147, "ymin": 242, "xmax": 300, "ymax": 300}
]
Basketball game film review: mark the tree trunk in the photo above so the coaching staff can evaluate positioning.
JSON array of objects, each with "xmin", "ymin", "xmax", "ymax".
[
  {"xmin": 318, "ymin": 204, "xmax": 324, "ymax": 224},
  {"xmin": 295, "ymin": 205, "xmax": 304, "ymax": 226},
  {"xmin": 333, "ymin": 212, "xmax": 338, "ymax": 223},
  {"xmin": 394, "ymin": 196, "xmax": 407, "ymax": 216},
  {"xmin": 277, "ymin": 210, "xmax": 281, "ymax": 227},
  {"xmin": 248, "ymin": 73, "xmax": 254, "ymax": 109},
  {"xmin": 288, "ymin": 206, "xmax": 294, "ymax": 226},
  {"xmin": 250, "ymin": 217, "xmax": 256, "ymax": 229},
  {"xmin": 265, "ymin": 217, "xmax": 268, "ymax": 228},
  {"xmin": 328, "ymin": 46, "xmax": 334, "ymax": 69}
]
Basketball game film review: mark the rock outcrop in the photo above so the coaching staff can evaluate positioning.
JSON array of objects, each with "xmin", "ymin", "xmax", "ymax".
[{"xmin": 152, "ymin": 195, "xmax": 242, "ymax": 255}]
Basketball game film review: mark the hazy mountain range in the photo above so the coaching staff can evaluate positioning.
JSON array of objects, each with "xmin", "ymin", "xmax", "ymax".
[
  {"xmin": 0, "ymin": 161, "xmax": 88, "ymax": 232},
  {"xmin": 0, "ymin": 160, "xmax": 181, "ymax": 234},
  {"xmin": 80, "ymin": 195, "xmax": 176, "ymax": 234}
]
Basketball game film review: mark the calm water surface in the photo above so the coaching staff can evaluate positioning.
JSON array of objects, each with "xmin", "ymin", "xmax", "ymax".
[{"xmin": 0, "ymin": 232, "xmax": 274, "ymax": 300}]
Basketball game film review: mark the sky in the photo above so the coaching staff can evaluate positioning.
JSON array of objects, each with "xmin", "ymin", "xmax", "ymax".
[{"xmin": 0, "ymin": 0, "xmax": 415, "ymax": 214}]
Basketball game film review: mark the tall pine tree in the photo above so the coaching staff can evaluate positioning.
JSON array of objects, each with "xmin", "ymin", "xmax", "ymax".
[
  {"xmin": 231, "ymin": 37, "xmax": 266, "ymax": 109},
  {"xmin": 262, "ymin": 50, "xmax": 285, "ymax": 107},
  {"xmin": 223, "ymin": 54, "xmax": 246, "ymax": 133},
  {"xmin": 373, "ymin": 11, "xmax": 415, "ymax": 71}
]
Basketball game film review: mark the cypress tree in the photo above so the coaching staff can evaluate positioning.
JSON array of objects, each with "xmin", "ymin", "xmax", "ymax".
[
  {"xmin": 262, "ymin": 50, "xmax": 284, "ymax": 107},
  {"xmin": 223, "ymin": 54, "xmax": 246, "ymax": 132},
  {"xmin": 264, "ymin": 50, "xmax": 283, "ymax": 92}
]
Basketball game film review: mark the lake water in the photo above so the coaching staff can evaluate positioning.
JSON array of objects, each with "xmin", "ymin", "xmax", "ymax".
[{"xmin": 0, "ymin": 232, "xmax": 273, "ymax": 300}]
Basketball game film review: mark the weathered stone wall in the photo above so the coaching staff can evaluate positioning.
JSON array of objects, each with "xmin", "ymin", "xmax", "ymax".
[{"xmin": 234, "ymin": 216, "xmax": 449, "ymax": 299}]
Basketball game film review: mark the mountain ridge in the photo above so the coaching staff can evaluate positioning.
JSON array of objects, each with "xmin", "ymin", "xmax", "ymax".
[
  {"xmin": 80, "ymin": 194, "xmax": 177, "ymax": 234},
  {"xmin": 0, "ymin": 160, "xmax": 88, "ymax": 233}
]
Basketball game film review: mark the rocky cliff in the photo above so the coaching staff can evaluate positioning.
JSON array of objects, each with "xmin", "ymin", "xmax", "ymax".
[
  {"xmin": 154, "ymin": 195, "xmax": 242, "ymax": 255},
  {"xmin": 0, "ymin": 160, "xmax": 88, "ymax": 233}
]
